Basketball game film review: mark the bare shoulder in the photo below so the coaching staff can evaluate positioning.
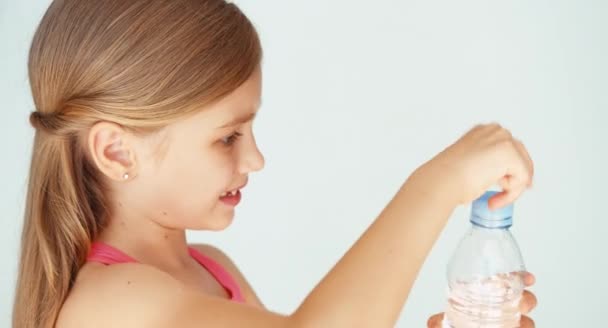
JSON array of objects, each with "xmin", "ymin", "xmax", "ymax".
[
  {"xmin": 56, "ymin": 263, "xmax": 185, "ymax": 328},
  {"xmin": 190, "ymin": 243, "xmax": 265, "ymax": 309},
  {"xmin": 57, "ymin": 261, "xmax": 287, "ymax": 328}
]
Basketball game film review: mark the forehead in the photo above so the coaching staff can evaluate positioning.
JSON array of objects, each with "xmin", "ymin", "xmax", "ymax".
[{"xmin": 193, "ymin": 70, "xmax": 262, "ymax": 126}]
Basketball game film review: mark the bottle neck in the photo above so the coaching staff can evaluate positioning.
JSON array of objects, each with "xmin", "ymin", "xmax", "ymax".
[
  {"xmin": 470, "ymin": 223, "xmax": 512, "ymax": 231},
  {"xmin": 470, "ymin": 216, "xmax": 512, "ymax": 229}
]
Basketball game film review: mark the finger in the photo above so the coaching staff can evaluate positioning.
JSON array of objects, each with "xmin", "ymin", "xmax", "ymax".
[
  {"xmin": 427, "ymin": 313, "xmax": 444, "ymax": 328},
  {"xmin": 520, "ymin": 290, "xmax": 538, "ymax": 314},
  {"xmin": 488, "ymin": 185, "xmax": 525, "ymax": 209},
  {"xmin": 520, "ymin": 315, "xmax": 536, "ymax": 328},
  {"xmin": 482, "ymin": 122, "xmax": 507, "ymax": 137},
  {"xmin": 489, "ymin": 147, "xmax": 529, "ymax": 209},
  {"xmin": 523, "ymin": 271, "xmax": 536, "ymax": 286},
  {"xmin": 513, "ymin": 139, "xmax": 534, "ymax": 187},
  {"xmin": 496, "ymin": 175, "xmax": 520, "ymax": 197}
]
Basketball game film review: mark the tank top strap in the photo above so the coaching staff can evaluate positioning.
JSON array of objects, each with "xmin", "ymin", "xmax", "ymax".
[
  {"xmin": 87, "ymin": 242, "xmax": 138, "ymax": 264},
  {"xmin": 188, "ymin": 247, "xmax": 245, "ymax": 303},
  {"xmin": 86, "ymin": 242, "xmax": 245, "ymax": 303}
]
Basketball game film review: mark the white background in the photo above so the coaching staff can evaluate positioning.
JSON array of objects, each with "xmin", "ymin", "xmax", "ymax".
[{"xmin": 1, "ymin": 0, "xmax": 607, "ymax": 326}]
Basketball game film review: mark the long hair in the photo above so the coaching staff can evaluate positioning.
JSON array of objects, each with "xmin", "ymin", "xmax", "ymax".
[{"xmin": 13, "ymin": 1, "xmax": 261, "ymax": 327}]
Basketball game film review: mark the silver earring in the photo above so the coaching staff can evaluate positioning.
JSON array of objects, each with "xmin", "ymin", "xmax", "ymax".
[{"xmin": 123, "ymin": 173, "xmax": 129, "ymax": 180}]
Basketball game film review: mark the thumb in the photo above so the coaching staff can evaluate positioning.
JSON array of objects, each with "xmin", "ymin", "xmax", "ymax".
[{"xmin": 427, "ymin": 313, "xmax": 444, "ymax": 328}]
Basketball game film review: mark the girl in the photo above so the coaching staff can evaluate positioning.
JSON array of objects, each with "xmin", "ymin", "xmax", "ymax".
[{"xmin": 14, "ymin": 1, "xmax": 537, "ymax": 327}]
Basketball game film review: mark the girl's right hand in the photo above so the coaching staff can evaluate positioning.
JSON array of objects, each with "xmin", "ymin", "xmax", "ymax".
[
  {"xmin": 414, "ymin": 123, "xmax": 534, "ymax": 209},
  {"xmin": 426, "ymin": 272, "xmax": 538, "ymax": 327}
]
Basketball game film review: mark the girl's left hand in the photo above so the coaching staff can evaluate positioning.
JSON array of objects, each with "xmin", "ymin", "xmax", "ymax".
[{"xmin": 426, "ymin": 272, "xmax": 538, "ymax": 328}]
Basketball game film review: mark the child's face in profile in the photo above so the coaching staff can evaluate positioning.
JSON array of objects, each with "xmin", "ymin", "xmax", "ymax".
[{"xmin": 127, "ymin": 68, "xmax": 265, "ymax": 231}]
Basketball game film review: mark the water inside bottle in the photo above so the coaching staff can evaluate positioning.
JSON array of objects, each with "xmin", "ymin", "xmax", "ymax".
[{"xmin": 443, "ymin": 272, "xmax": 524, "ymax": 328}]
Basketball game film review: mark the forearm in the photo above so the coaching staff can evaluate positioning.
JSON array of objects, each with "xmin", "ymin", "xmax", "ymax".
[{"xmin": 292, "ymin": 166, "xmax": 457, "ymax": 327}]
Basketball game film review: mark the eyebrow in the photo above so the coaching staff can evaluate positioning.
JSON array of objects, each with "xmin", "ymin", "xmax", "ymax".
[{"xmin": 218, "ymin": 112, "xmax": 257, "ymax": 128}]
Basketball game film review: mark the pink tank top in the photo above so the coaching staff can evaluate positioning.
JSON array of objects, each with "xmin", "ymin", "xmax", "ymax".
[{"xmin": 87, "ymin": 242, "xmax": 245, "ymax": 303}]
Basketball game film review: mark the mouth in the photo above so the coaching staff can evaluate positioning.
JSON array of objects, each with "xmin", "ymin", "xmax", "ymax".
[
  {"xmin": 219, "ymin": 182, "xmax": 247, "ymax": 206},
  {"xmin": 220, "ymin": 180, "xmax": 247, "ymax": 197},
  {"xmin": 220, "ymin": 189, "xmax": 239, "ymax": 197},
  {"xmin": 219, "ymin": 189, "xmax": 241, "ymax": 206}
]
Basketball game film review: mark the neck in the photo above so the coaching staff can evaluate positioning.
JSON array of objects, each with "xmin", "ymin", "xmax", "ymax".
[{"xmin": 97, "ymin": 209, "xmax": 194, "ymax": 270}]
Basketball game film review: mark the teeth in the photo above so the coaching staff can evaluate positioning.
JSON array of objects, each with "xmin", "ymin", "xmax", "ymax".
[{"xmin": 221, "ymin": 190, "xmax": 238, "ymax": 197}]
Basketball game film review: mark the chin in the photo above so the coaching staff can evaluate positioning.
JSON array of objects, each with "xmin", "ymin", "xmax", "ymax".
[{"xmin": 190, "ymin": 211, "xmax": 235, "ymax": 231}]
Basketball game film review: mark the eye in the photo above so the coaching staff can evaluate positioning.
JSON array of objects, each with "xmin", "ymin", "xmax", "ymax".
[{"xmin": 221, "ymin": 131, "xmax": 243, "ymax": 146}]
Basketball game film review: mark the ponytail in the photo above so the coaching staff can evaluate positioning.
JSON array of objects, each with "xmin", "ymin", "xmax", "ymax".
[{"xmin": 13, "ymin": 132, "xmax": 108, "ymax": 328}]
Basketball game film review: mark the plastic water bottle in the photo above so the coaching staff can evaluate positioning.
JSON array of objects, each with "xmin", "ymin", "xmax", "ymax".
[{"xmin": 443, "ymin": 191, "xmax": 526, "ymax": 328}]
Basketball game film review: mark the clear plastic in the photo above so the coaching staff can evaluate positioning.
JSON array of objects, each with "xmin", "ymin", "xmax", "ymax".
[{"xmin": 443, "ymin": 225, "xmax": 526, "ymax": 328}]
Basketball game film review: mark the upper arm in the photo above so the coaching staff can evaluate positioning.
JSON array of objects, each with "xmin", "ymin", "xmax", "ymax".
[
  {"xmin": 57, "ymin": 263, "xmax": 290, "ymax": 328},
  {"xmin": 191, "ymin": 243, "xmax": 265, "ymax": 309}
]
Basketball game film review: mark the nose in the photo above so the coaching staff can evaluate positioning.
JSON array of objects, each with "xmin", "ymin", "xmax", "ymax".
[{"xmin": 238, "ymin": 136, "xmax": 265, "ymax": 174}]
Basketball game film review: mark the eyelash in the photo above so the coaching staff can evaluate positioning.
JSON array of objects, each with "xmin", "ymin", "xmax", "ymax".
[{"xmin": 221, "ymin": 131, "xmax": 243, "ymax": 146}]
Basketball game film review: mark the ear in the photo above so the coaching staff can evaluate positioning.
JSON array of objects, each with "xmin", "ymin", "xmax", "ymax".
[{"xmin": 87, "ymin": 121, "xmax": 138, "ymax": 181}]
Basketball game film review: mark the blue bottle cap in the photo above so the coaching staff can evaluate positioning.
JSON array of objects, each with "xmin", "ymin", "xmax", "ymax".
[{"xmin": 470, "ymin": 191, "xmax": 514, "ymax": 229}]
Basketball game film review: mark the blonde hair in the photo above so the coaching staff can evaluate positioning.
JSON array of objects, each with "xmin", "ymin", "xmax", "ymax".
[{"xmin": 14, "ymin": 1, "xmax": 261, "ymax": 327}]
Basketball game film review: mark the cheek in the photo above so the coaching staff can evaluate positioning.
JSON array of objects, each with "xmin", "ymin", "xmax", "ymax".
[{"xmin": 146, "ymin": 150, "xmax": 236, "ymax": 227}]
